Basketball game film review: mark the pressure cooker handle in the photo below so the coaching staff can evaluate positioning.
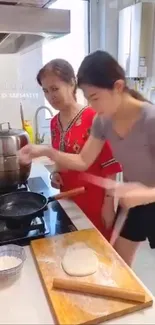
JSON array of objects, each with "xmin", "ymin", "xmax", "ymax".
[{"xmin": 0, "ymin": 122, "xmax": 11, "ymax": 131}]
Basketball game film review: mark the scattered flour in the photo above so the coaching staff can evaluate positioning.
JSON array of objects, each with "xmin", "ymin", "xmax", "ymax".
[{"xmin": 38, "ymin": 257, "xmax": 56, "ymax": 264}]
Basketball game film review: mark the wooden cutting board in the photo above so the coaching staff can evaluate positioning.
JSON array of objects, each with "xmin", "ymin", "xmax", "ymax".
[{"xmin": 31, "ymin": 228, "xmax": 153, "ymax": 325}]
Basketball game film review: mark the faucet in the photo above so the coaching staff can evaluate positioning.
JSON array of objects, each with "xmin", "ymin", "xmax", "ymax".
[{"xmin": 34, "ymin": 106, "xmax": 53, "ymax": 144}]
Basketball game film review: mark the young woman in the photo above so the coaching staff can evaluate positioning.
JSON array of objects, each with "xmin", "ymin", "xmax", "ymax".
[
  {"xmin": 19, "ymin": 51, "xmax": 155, "ymax": 266},
  {"xmin": 36, "ymin": 58, "xmax": 121, "ymax": 241}
]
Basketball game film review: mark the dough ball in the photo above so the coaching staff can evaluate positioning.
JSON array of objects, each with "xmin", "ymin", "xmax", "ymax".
[{"xmin": 61, "ymin": 246, "xmax": 98, "ymax": 276}]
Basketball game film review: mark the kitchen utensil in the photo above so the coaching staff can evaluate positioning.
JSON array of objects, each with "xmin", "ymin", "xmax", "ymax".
[
  {"xmin": 31, "ymin": 228, "xmax": 153, "ymax": 325},
  {"xmin": 53, "ymin": 278, "xmax": 145, "ymax": 303},
  {"xmin": 0, "ymin": 187, "xmax": 85, "ymax": 222},
  {"xmin": 0, "ymin": 122, "xmax": 31, "ymax": 190},
  {"xmin": 110, "ymin": 206, "xmax": 128, "ymax": 246},
  {"xmin": 80, "ymin": 173, "xmax": 128, "ymax": 245},
  {"xmin": 20, "ymin": 103, "xmax": 25, "ymax": 129},
  {"xmin": 0, "ymin": 244, "xmax": 26, "ymax": 279}
]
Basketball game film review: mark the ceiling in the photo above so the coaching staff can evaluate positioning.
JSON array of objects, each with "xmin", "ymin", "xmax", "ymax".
[{"xmin": 0, "ymin": 0, "xmax": 54, "ymax": 7}]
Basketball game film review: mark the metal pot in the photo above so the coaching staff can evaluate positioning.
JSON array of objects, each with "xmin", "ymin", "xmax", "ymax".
[{"xmin": 0, "ymin": 122, "xmax": 31, "ymax": 190}]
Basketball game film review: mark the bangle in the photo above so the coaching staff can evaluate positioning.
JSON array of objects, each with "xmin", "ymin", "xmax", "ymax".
[{"xmin": 50, "ymin": 170, "xmax": 58, "ymax": 179}]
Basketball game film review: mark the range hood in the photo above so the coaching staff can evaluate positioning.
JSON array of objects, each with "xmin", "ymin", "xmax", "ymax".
[{"xmin": 0, "ymin": 3, "xmax": 70, "ymax": 53}]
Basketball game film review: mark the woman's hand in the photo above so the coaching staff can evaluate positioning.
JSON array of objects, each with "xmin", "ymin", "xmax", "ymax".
[
  {"xmin": 82, "ymin": 173, "xmax": 153, "ymax": 209},
  {"xmin": 101, "ymin": 179, "xmax": 150, "ymax": 209},
  {"xmin": 101, "ymin": 180, "xmax": 154, "ymax": 209},
  {"xmin": 50, "ymin": 172, "xmax": 63, "ymax": 189},
  {"xmin": 18, "ymin": 144, "xmax": 51, "ymax": 165}
]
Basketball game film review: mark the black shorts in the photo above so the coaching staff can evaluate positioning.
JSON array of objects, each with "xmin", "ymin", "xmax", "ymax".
[{"xmin": 115, "ymin": 203, "xmax": 155, "ymax": 248}]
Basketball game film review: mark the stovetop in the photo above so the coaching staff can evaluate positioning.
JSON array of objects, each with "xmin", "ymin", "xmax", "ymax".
[{"xmin": 0, "ymin": 177, "xmax": 77, "ymax": 246}]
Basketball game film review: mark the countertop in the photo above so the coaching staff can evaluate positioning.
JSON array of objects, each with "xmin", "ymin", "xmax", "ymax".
[{"xmin": 0, "ymin": 162, "xmax": 154, "ymax": 325}]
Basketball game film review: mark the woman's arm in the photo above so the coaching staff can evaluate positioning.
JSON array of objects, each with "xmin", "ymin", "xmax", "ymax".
[
  {"xmin": 52, "ymin": 162, "xmax": 66, "ymax": 173},
  {"xmin": 51, "ymin": 135, "xmax": 104, "ymax": 171},
  {"xmin": 117, "ymin": 184, "xmax": 155, "ymax": 208},
  {"xmin": 19, "ymin": 114, "xmax": 106, "ymax": 170},
  {"xmin": 19, "ymin": 135, "xmax": 104, "ymax": 171},
  {"xmin": 50, "ymin": 113, "xmax": 107, "ymax": 171}
]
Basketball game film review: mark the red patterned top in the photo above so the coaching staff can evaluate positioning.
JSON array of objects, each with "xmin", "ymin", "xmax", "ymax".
[{"xmin": 51, "ymin": 106, "xmax": 121, "ymax": 240}]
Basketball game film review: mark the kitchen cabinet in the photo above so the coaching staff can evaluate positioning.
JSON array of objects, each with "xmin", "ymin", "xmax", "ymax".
[{"xmin": 118, "ymin": 2, "xmax": 155, "ymax": 77}]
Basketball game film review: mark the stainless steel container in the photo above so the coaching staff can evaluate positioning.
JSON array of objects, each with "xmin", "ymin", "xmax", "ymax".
[{"xmin": 0, "ymin": 122, "xmax": 31, "ymax": 190}]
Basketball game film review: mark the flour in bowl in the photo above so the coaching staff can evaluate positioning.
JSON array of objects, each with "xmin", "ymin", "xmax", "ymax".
[{"xmin": 0, "ymin": 256, "xmax": 22, "ymax": 271}]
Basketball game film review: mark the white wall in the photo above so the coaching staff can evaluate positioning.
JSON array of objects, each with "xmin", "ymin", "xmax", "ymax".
[
  {"xmin": 0, "ymin": 43, "xmax": 48, "ymax": 150},
  {"xmin": 19, "ymin": 42, "xmax": 45, "ymax": 128},
  {"xmin": 0, "ymin": 42, "xmax": 45, "ymax": 130},
  {"xmin": 0, "ymin": 54, "xmax": 21, "ymax": 128}
]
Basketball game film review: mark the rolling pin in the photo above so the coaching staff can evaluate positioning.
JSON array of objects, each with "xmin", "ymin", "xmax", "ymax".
[{"xmin": 53, "ymin": 278, "xmax": 145, "ymax": 303}]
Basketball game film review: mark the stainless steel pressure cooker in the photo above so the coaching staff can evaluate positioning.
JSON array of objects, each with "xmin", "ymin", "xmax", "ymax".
[{"xmin": 0, "ymin": 122, "xmax": 31, "ymax": 190}]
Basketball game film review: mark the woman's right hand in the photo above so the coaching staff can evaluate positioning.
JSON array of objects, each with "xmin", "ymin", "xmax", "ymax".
[
  {"xmin": 18, "ymin": 144, "xmax": 52, "ymax": 165},
  {"xmin": 82, "ymin": 173, "xmax": 151, "ymax": 209},
  {"xmin": 50, "ymin": 172, "xmax": 63, "ymax": 189}
]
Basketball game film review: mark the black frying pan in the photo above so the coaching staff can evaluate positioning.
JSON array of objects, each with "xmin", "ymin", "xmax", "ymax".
[{"xmin": 0, "ymin": 187, "xmax": 85, "ymax": 222}]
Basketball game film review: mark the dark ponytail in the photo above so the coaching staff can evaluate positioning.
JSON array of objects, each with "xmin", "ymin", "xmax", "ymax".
[{"xmin": 127, "ymin": 88, "xmax": 152, "ymax": 104}]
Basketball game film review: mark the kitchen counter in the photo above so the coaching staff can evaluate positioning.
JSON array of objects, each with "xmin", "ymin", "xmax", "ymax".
[{"xmin": 0, "ymin": 162, "xmax": 154, "ymax": 325}]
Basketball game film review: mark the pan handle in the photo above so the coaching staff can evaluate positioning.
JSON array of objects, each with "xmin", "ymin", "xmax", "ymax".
[{"xmin": 47, "ymin": 187, "xmax": 85, "ymax": 203}]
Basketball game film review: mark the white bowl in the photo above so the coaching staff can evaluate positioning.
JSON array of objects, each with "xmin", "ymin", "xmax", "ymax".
[{"xmin": 0, "ymin": 244, "xmax": 26, "ymax": 279}]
